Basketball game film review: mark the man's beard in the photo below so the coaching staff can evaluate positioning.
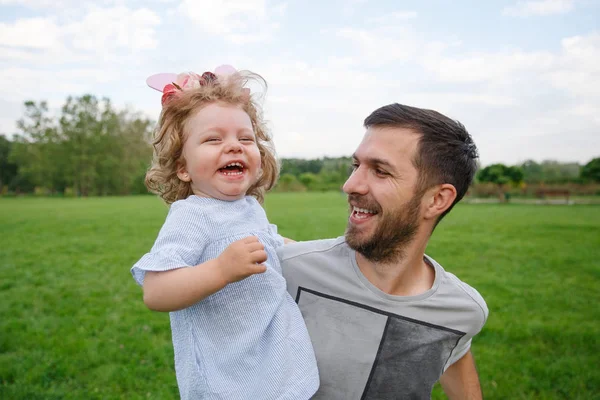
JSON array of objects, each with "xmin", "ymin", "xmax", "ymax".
[{"xmin": 345, "ymin": 192, "xmax": 422, "ymax": 263}]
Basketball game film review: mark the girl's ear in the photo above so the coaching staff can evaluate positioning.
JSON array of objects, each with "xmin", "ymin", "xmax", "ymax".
[{"xmin": 176, "ymin": 162, "xmax": 191, "ymax": 182}]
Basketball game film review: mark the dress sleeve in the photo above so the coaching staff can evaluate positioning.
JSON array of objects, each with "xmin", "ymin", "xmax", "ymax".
[
  {"xmin": 268, "ymin": 223, "xmax": 285, "ymax": 248},
  {"xmin": 131, "ymin": 201, "xmax": 209, "ymax": 286}
]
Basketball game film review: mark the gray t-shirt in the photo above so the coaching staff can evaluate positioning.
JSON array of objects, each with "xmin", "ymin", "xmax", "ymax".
[{"xmin": 279, "ymin": 237, "xmax": 488, "ymax": 400}]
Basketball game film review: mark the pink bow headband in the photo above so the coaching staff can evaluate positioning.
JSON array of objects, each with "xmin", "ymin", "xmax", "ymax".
[{"xmin": 146, "ymin": 64, "xmax": 249, "ymax": 106}]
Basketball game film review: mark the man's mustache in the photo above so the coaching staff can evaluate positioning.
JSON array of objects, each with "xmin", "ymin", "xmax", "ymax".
[{"xmin": 347, "ymin": 194, "xmax": 381, "ymax": 213}]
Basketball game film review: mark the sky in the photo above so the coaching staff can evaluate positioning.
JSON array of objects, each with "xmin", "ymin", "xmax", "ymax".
[{"xmin": 0, "ymin": 0, "xmax": 599, "ymax": 166}]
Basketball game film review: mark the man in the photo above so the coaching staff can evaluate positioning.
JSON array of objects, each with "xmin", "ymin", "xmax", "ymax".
[{"xmin": 279, "ymin": 103, "xmax": 488, "ymax": 399}]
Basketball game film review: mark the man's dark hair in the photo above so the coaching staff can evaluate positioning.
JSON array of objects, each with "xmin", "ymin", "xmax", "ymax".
[{"xmin": 364, "ymin": 103, "xmax": 479, "ymax": 223}]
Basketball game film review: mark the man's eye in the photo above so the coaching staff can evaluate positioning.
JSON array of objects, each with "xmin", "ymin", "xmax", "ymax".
[
  {"xmin": 375, "ymin": 169, "xmax": 388, "ymax": 176},
  {"xmin": 351, "ymin": 163, "xmax": 359, "ymax": 170}
]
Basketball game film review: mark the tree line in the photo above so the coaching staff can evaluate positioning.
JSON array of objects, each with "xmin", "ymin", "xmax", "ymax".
[
  {"xmin": 0, "ymin": 96, "xmax": 154, "ymax": 196},
  {"xmin": 1, "ymin": 96, "xmax": 599, "ymax": 197}
]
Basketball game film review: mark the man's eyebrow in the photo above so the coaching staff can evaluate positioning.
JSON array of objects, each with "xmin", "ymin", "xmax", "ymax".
[{"xmin": 352, "ymin": 154, "xmax": 395, "ymax": 170}]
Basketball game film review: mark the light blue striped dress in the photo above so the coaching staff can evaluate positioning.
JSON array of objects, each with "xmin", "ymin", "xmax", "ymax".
[{"xmin": 131, "ymin": 196, "xmax": 319, "ymax": 400}]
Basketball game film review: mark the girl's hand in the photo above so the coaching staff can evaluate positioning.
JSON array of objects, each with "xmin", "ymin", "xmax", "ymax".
[{"xmin": 217, "ymin": 236, "xmax": 268, "ymax": 284}]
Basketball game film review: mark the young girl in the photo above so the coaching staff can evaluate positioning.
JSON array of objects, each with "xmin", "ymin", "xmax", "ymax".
[{"xmin": 131, "ymin": 65, "xmax": 319, "ymax": 400}]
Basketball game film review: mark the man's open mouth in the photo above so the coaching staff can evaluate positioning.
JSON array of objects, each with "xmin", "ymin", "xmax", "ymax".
[{"xmin": 351, "ymin": 206, "xmax": 378, "ymax": 220}]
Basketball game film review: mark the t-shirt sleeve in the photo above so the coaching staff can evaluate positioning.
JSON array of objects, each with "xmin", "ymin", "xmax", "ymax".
[
  {"xmin": 446, "ymin": 338, "xmax": 472, "ymax": 369},
  {"xmin": 131, "ymin": 201, "xmax": 209, "ymax": 286},
  {"xmin": 444, "ymin": 283, "xmax": 489, "ymax": 369}
]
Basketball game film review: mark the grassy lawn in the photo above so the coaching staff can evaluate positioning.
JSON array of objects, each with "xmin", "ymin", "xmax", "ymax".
[{"xmin": 1, "ymin": 193, "xmax": 598, "ymax": 399}]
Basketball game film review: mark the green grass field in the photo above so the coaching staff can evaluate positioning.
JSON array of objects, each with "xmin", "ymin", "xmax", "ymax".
[{"xmin": 1, "ymin": 193, "xmax": 599, "ymax": 399}]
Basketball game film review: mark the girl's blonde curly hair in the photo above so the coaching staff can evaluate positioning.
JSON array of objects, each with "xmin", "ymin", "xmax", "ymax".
[{"xmin": 145, "ymin": 71, "xmax": 279, "ymax": 204}]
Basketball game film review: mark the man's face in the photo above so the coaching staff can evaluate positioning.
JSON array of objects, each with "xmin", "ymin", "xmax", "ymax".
[{"xmin": 342, "ymin": 126, "xmax": 424, "ymax": 263}]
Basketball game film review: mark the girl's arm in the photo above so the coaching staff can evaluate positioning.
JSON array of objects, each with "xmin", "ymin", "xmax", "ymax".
[{"xmin": 143, "ymin": 236, "xmax": 268, "ymax": 312}]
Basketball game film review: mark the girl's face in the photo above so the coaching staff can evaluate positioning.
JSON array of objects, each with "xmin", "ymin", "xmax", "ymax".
[{"xmin": 177, "ymin": 102, "xmax": 262, "ymax": 201}]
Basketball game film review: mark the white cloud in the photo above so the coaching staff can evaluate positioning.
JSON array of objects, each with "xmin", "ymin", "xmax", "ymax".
[
  {"xmin": 66, "ymin": 7, "xmax": 160, "ymax": 51},
  {"xmin": 342, "ymin": 0, "xmax": 369, "ymax": 17},
  {"xmin": 0, "ymin": 6, "xmax": 161, "ymax": 65},
  {"xmin": 367, "ymin": 11, "xmax": 418, "ymax": 25},
  {"xmin": 0, "ymin": 17, "xmax": 74, "ymax": 65},
  {"xmin": 407, "ymin": 92, "xmax": 518, "ymax": 107},
  {"xmin": 502, "ymin": 0, "xmax": 574, "ymax": 17},
  {"xmin": 260, "ymin": 61, "xmax": 380, "ymax": 89},
  {"xmin": 176, "ymin": 0, "xmax": 283, "ymax": 43},
  {"xmin": 335, "ymin": 27, "xmax": 423, "ymax": 65},
  {"xmin": 421, "ymin": 31, "xmax": 599, "ymax": 102},
  {"xmin": 0, "ymin": 3, "xmax": 162, "ymax": 128},
  {"xmin": 334, "ymin": 24, "xmax": 464, "ymax": 69},
  {"xmin": 543, "ymin": 33, "xmax": 600, "ymax": 97},
  {"xmin": 0, "ymin": 99, "xmax": 23, "ymax": 135},
  {"xmin": 566, "ymin": 104, "xmax": 600, "ymax": 124},
  {"xmin": 178, "ymin": 0, "xmax": 265, "ymax": 35},
  {"xmin": 424, "ymin": 50, "xmax": 556, "ymax": 84},
  {"xmin": 338, "ymin": 22, "xmax": 598, "ymax": 102},
  {"xmin": 0, "ymin": 17, "xmax": 61, "ymax": 49},
  {"xmin": 286, "ymin": 24, "xmax": 599, "ymax": 164},
  {"xmin": 0, "ymin": 0, "xmax": 116, "ymax": 8},
  {"xmin": 0, "ymin": 67, "xmax": 118, "ymax": 99},
  {"xmin": 0, "ymin": 1, "xmax": 596, "ymax": 165}
]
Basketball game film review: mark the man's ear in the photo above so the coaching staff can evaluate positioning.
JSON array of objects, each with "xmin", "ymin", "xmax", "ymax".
[
  {"xmin": 422, "ymin": 184, "xmax": 457, "ymax": 220},
  {"xmin": 176, "ymin": 162, "xmax": 191, "ymax": 182}
]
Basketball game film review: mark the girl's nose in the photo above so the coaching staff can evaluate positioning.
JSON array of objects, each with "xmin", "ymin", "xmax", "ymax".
[{"xmin": 224, "ymin": 139, "xmax": 243, "ymax": 153}]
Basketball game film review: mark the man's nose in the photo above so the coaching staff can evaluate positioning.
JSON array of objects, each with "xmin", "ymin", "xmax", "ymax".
[{"xmin": 343, "ymin": 167, "xmax": 368, "ymax": 195}]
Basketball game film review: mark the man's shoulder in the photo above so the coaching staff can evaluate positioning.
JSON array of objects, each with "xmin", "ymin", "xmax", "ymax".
[
  {"xmin": 443, "ymin": 270, "xmax": 488, "ymax": 312},
  {"xmin": 430, "ymin": 257, "xmax": 489, "ymax": 329},
  {"xmin": 278, "ymin": 236, "xmax": 346, "ymax": 262}
]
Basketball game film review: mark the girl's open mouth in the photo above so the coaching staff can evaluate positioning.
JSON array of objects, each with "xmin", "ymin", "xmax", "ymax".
[{"xmin": 218, "ymin": 162, "xmax": 246, "ymax": 176}]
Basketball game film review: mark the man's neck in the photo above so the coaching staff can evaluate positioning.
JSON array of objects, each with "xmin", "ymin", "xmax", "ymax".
[{"xmin": 355, "ymin": 235, "xmax": 435, "ymax": 297}]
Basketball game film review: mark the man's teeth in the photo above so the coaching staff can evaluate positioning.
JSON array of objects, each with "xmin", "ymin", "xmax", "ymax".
[{"xmin": 353, "ymin": 207, "xmax": 376, "ymax": 215}]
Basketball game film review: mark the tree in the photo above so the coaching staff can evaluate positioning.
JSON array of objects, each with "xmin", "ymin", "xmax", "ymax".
[
  {"xmin": 280, "ymin": 158, "xmax": 323, "ymax": 177},
  {"xmin": 581, "ymin": 157, "xmax": 600, "ymax": 182},
  {"xmin": 0, "ymin": 135, "xmax": 18, "ymax": 192},
  {"xmin": 9, "ymin": 101, "xmax": 63, "ymax": 193},
  {"xmin": 275, "ymin": 173, "xmax": 305, "ymax": 192},
  {"xmin": 520, "ymin": 159, "xmax": 582, "ymax": 183},
  {"xmin": 60, "ymin": 95, "xmax": 108, "ymax": 196},
  {"xmin": 6, "ymin": 96, "xmax": 153, "ymax": 196},
  {"xmin": 477, "ymin": 164, "xmax": 524, "ymax": 202},
  {"xmin": 59, "ymin": 95, "xmax": 153, "ymax": 196},
  {"xmin": 298, "ymin": 172, "xmax": 321, "ymax": 190},
  {"xmin": 520, "ymin": 160, "xmax": 544, "ymax": 183}
]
